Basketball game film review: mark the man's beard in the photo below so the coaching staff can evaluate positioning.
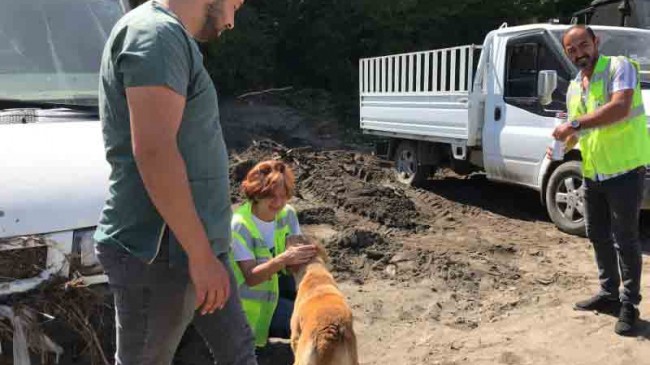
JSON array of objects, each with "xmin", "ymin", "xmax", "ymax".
[
  {"xmin": 195, "ymin": 2, "xmax": 223, "ymax": 42},
  {"xmin": 195, "ymin": 17, "xmax": 219, "ymax": 42},
  {"xmin": 575, "ymin": 54, "xmax": 596, "ymax": 69}
]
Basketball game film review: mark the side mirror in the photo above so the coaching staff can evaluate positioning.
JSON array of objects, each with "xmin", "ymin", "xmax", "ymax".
[{"xmin": 538, "ymin": 70, "xmax": 558, "ymax": 106}]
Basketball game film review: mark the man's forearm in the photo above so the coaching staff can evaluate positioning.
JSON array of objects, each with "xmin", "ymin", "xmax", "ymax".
[
  {"xmin": 577, "ymin": 94, "xmax": 633, "ymax": 130},
  {"xmin": 134, "ymin": 143, "xmax": 213, "ymax": 259}
]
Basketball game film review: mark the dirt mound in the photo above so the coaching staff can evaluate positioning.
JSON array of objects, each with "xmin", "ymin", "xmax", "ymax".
[
  {"xmin": 296, "ymin": 206, "xmax": 337, "ymax": 225},
  {"xmin": 323, "ymin": 228, "xmax": 396, "ymax": 282},
  {"xmin": 301, "ymin": 177, "xmax": 418, "ymax": 229},
  {"xmin": 230, "ymin": 142, "xmax": 421, "ymax": 230}
]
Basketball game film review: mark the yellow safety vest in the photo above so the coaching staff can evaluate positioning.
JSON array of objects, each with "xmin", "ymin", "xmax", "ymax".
[
  {"xmin": 567, "ymin": 55, "xmax": 650, "ymax": 180},
  {"xmin": 229, "ymin": 201, "xmax": 293, "ymax": 347}
]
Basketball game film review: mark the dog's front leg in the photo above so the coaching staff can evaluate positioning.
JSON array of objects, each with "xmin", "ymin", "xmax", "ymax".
[{"xmin": 290, "ymin": 315, "xmax": 301, "ymax": 353}]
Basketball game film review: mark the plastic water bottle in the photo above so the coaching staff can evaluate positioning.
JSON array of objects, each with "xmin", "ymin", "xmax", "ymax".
[
  {"xmin": 550, "ymin": 112, "xmax": 567, "ymax": 161},
  {"xmin": 551, "ymin": 140, "xmax": 565, "ymax": 161}
]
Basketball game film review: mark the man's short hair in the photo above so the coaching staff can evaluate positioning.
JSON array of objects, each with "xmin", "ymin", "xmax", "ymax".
[{"xmin": 561, "ymin": 25, "xmax": 597, "ymax": 46}]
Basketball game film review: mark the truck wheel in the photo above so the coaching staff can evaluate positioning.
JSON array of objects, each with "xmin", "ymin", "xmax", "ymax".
[
  {"xmin": 545, "ymin": 161, "xmax": 586, "ymax": 236},
  {"xmin": 394, "ymin": 141, "xmax": 430, "ymax": 186}
]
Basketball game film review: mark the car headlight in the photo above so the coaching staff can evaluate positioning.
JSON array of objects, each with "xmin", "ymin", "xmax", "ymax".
[{"xmin": 72, "ymin": 228, "xmax": 103, "ymax": 276}]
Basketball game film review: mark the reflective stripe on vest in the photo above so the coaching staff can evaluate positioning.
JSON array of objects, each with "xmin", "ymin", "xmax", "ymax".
[
  {"xmin": 568, "ymin": 55, "xmax": 650, "ymax": 179},
  {"xmin": 229, "ymin": 201, "xmax": 292, "ymax": 347},
  {"xmin": 239, "ymin": 285, "xmax": 278, "ymax": 302}
]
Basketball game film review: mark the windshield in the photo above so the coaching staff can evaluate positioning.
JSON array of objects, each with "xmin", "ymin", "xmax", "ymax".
[
  {"xmin": 635, "ymin": 0, "xmax": 650, "ymax": 29},
  {"xmin": 550, "ymin": 28, "xmax": 650, "ymax": 84},
  {"xmin": 0, "ymin": 0, "xmax": 124, "ymax": 106}
]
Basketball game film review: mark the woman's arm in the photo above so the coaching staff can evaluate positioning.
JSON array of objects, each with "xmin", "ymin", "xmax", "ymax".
[
  {"xmin": 236, "ymin": 245, "xmax": 317, "ymax": 287},
  {"xmin": 237, "ymin": 258, "xmax": 286, "ymax": 287}
]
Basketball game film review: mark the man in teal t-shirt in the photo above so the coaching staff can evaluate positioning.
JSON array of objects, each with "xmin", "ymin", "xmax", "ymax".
[{"xmin": 94, "ymin": 0, "xmax": 256, "ymax": 364}]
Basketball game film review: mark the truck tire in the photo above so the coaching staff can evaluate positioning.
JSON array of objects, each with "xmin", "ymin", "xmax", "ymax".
[
  {"xmin": 545, "ymin": 161, "xmax": 587, "ymax": 237},
  {"xmin": 394, "ymin": 140, "xmax": 430, "ymax": 186}
]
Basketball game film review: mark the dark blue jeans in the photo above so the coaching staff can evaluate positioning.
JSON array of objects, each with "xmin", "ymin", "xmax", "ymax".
[
  {"xmin": 584, "ymin": 166, "xmax": 645, "ymax": 305},
  {"xmin": 96, "ymin": 240, "xmax": 257, "ymax": 365},
  {"xmin": 268, "ymin": 274, "xmax": 296, "ymax": 339}
]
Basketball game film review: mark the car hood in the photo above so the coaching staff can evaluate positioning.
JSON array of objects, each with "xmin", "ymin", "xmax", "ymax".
[{"xmin": 0, "ymin": 109, "xmax": 109, "ymax": 238}]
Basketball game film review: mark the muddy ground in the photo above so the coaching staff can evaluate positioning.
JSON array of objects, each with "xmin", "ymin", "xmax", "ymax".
[
  {"xmin": 4, "ymin": 92, "xmax": 649, "ymax": 365},
  {"xmin": 218, "ymin": 136, "xmax": 650, "ymax": 365},
  {"xmin": 216, "ymin": 94, "xmax": 650, "ymax": 365}
]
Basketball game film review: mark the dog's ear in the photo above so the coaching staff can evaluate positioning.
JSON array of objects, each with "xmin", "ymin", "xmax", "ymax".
[
  {"xmin": 286, "ymin": 234, "xmax": 330, "ymax": 263},
  {"xmin": 305, "ymin": 235, "xmax": 330, "ymax": 264},
  {"xmin": 286, "ymin": 234, "xmax": 308, "ymax": 249}
]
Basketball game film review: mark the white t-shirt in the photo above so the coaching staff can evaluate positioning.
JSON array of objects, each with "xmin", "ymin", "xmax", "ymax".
[{"xmin": 232, "ymin": 206, "xmax": 301, "ymax": 262}]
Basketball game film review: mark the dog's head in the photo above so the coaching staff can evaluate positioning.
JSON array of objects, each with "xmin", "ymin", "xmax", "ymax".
[{"xmin": 285, "ymin": 234, "xmax": 329, "ymax": 269}]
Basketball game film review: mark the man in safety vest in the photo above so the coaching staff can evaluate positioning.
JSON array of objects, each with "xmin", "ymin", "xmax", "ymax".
[{"xmin": 550, "ymin": 25, "xmax": 650, "ymax": 336}]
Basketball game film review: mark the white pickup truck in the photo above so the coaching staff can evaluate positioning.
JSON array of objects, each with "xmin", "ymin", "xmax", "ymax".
[
  {"xmin": 359, "ymin": 23, "xmax": 650, "ymax": 235},
  {"xmin": 0, "ymin": 0, "xmax": 131, "ymax": 297}
]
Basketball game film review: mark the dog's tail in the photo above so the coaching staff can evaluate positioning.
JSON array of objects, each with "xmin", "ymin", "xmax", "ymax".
[{"xmin": 312, "ymin": 322, "xmax": 357, "ymax": 365}]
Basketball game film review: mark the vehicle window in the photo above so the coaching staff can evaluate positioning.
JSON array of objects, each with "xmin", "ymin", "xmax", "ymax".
[
  {"xmin": 550, "ymin": 28, "xmax": 650, "ymax": 84},
  {"xmin": 505, "ymin": 40, "xmax": 569, "ymax": 111},
  {"xmin": 0, "ymin": 0, "xmax": 123, "ymax": 106},
  {"xmin": 634, "ymin": 0, "xmax": 650, "ymax": 29},
  {"xmin": 506, "ymin": 43, "xmax": 538, "ymax": 98}
]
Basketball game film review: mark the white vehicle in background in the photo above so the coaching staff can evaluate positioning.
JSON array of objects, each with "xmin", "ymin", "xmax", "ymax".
[
  {"xmin": 0, "ymin": 0, "xmax": 131, "ymax": 295},
  {"xmin": 359, "ymin": 23, "xmax": 650, "ymax": 235}
]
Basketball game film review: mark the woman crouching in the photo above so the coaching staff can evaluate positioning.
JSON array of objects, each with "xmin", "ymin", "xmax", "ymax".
[{"xmin": 230, "ymin": 160, "xmax": 317, "ymax": 349}]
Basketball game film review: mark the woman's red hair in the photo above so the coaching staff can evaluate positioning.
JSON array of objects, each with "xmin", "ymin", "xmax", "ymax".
[{"xmin": 241, "ymin": 160, "xmax": 295, "ymax": 201}]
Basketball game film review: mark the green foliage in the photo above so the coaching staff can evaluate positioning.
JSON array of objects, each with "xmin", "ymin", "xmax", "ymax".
[{"xmin": 200, "ymin": 0, "xmax": 591, "ymax": 124}]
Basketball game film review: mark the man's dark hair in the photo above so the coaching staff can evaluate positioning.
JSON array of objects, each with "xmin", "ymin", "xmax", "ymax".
[{"xmin": 561, "ymin": 25, "xmax": 597, "ymax": 46}]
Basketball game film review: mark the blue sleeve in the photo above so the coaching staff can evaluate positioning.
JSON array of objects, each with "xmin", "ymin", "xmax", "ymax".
[
  {"xmin": 610, "ymin": 58, "xmax": 637, "ymax": 93},
  {"xmin": 287, "ymin": 206, "xmax": 301, "ymax": 235}
]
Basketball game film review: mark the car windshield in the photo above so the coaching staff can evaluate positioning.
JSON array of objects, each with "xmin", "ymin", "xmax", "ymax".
[
  {"xmin": 636, "ymin": 0, "xmax": 650, "ymax": 30},
  {"xmin": 550, "ymin": 28, "xmax": 650, "ymax": 84},
  {"xmin": 0, "ymin": 0, "xmax": 124, "ymax": 107}
]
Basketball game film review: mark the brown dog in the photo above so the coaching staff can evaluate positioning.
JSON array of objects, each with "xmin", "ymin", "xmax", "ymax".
[{"xmin": 286, "ymin": 235, "xmax": 359, "ymax": 365}]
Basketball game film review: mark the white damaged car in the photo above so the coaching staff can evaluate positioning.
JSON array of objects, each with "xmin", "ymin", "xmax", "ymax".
[{"xmin": 0, "ymin": 0, "xmax": 130, "ymax": 296}]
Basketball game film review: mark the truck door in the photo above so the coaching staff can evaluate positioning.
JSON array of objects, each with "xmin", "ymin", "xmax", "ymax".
[{"xmin": 483, "ymin": 31, "xmax": 573, "ymax": 187}]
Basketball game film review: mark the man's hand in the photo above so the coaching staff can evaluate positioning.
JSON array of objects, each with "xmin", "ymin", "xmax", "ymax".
[
  {"xmin": 189, "ymin": 253, "xmax": 231, "ymax": 315},
  {"xmin": 552, "ymin": 122, "xmax": 576, "ymax": 141},
  {"xmin": 545, "ymin": 146, "xmax": 554, "ymax": 160},
  {"xmin": 546, "ymin": 134, "xmax": 579, "ymax": 160}
]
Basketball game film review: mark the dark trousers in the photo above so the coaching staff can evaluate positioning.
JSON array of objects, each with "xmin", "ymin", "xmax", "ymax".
[
  {"xmin": 584, "ymin": 167, "xmax": 645, "ymax": 305},
  {"xmin": 96, "ymin": 241, "xmax": 257, "ymax": 365},
  {"xmin": 268, "ymin": 274, "xmax": 296, "ymax": 339}
]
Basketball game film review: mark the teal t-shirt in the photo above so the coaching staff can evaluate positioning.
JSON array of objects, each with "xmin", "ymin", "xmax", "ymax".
[{"xmin": 94, "ymin": 1, "xmax": 232, "ymax": 264}]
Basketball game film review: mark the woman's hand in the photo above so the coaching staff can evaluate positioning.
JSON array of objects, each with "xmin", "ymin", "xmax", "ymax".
[
  {"xmin": 278, "ymin": 244, "xmax": 317, "ymax": 266},
  {"xmin": 237, "ymin": 244, "xmax": 316, "ymax": 287}
]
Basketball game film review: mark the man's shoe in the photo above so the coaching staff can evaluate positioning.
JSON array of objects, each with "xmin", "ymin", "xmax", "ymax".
[
  {"xmin": 614, "ymin": 302, "xmax": 639, "ymax": 336},
  {"xmin": 573, "ymin": 295, "xmax": 621, "ymax": 315}
]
